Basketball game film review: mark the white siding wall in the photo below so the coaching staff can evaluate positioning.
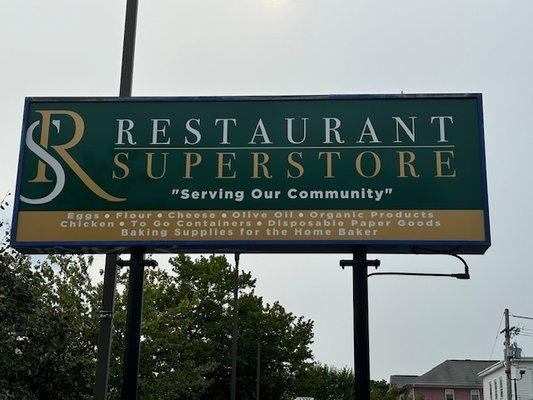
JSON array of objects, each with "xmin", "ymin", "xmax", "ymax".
[
  {"xmin": 482, "ymin": 361, "xmax": 533, "ymax": 400},
  {"xmin": 514, "ymin": 367, "xmax": 533, "ymax": 400},
  {"xmin": 482, "ymin": 369, "xmax": 508, "ymax": 400}
]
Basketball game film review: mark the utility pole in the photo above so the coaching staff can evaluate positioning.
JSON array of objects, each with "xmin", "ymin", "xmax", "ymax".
[{"xmin": 504, "ymin": 309, "xmax": 513, "ymax": 400}]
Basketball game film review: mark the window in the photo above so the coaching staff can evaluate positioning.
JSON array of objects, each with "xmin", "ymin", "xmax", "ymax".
[
  {"xmin": 499, "ymin": 377, "xmax": 504, "ymax": 398},
  {"xmin": 471, "ymin": 389, "xmax": 480, "ymax": 400},
  {"xmin": 490, "ymin": 381, "xmax": 493, "ymax": 400},
  {"xmin": 445, "ymin": 389, "xmax": 455, "ymax": 400}
]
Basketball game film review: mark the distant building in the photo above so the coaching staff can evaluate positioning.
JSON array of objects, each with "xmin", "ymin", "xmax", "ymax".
[
  {"xmin": 478, "ymin": 358, "xmax": 533, "ymax": 400},
  {"xmin": 391, "ymin": 359, "xmax": 497, "ymax": 400}
]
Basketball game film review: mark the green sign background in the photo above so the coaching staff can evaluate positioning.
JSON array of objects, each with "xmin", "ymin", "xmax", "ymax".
[{"xmin": 12, "ymin": 95, "xmax": 490, "ymax": 253}]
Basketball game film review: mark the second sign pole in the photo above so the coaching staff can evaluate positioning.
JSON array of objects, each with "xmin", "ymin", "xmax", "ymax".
[
  {"xmin": 121, "ymin": 249, "xmax": 146, "ymax": 398},
  {"xmin": 341, "ymin": 251, "xmax": 380, "ymax": 400},
  {"xmin": 353, "ymin": 251, "xmax": 370, "ymax": 400}
]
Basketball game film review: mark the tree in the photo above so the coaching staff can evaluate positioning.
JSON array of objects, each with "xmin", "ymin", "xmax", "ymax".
[
  {"xmin": 292, "ymin": 363, "xmax": 355, "ymax": 399},
  {"xmin": 290, "ymin": 364, "xmax": 402, "ymax": 400},
  {"xmin": 371, "ymin": 379, "xmax": 401, "ymax": 400},
  {"xmin": 0, "ymin": 225, "xmax": 397, "ymax": 400},
  {"xmin": 104, "ymin": 254, "xmax": 314, "ymax": 400},
  {"xmin": 0, "ymin": 229, "xmax": 99, "ymax": 399}
]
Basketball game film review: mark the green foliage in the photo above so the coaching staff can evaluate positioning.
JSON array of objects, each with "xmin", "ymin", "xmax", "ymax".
[
  {"xmin": 371, "ymin": 379, "xmax": 401, "ymax": 400},
  {"xmin": 0, "ymin": 237, "xmax": 397, "ymax": 399},
  {"xmin": 290, "ymin": 364, "xmax": 401, "ymax": 400},
  {"xmin": 0, "ymin": 246, "xmax": 316, "ymax": 399},
  {"xmin": 0, "ymin": 234, "xmax": 98, "ymax": 399},
  {"xmin": 292, "ymin": 363, "xmax": 354, "ymax": 399},
  {"xmin": 106, "ymin": 254, "xmax": 315, "ymax": 400}
]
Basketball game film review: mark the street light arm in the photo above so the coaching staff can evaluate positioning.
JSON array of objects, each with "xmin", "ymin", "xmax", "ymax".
[{"xmin": 367, "ymin": 253, "xmax": 470, "ymax": 280}]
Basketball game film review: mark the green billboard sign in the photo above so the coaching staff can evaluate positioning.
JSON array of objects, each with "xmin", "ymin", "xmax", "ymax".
[{"xmin": 12, "ymin": 94, "xmax": 490, "ymax": 254}]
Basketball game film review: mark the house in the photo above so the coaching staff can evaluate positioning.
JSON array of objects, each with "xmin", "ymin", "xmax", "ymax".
[
  {"xmin": 478, "ymin": 357, "xmax": 533, "ymax": 400},
  {"xmin": 391, "ymin": 360, "xmax": 498, "ymax": 400}
]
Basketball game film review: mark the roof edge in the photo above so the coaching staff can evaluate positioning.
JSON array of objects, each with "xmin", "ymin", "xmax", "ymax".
[
  {"xmin": 410, "ymin": 382, "xmax": 484, "ymax": 389},
  {"xmin": 479, "ymin": 358, "xmax": 533, "ymax": 377}
]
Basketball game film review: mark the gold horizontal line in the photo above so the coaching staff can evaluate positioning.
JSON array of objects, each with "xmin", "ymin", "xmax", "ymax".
[{"xmin": 114, "ymin": 145, "xmax": 456, "ymax": 151}]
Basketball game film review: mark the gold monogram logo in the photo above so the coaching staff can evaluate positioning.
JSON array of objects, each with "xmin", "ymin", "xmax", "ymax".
[{"xmin": 21, "ymin": 110, "xmax": 125, "ymax": 204}]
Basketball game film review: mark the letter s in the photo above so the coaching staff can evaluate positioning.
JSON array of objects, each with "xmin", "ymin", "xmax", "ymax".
[{"xmin": 20, "ymin": 121, "xmax": 65, "ymax": 205}]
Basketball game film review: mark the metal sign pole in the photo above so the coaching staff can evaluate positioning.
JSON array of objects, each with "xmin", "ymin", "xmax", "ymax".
[
  {"xmin": 119, "ymin": 0, "xmax": 138, "ymax": 99},
  {"xmin": 353, "ymin": 251, "xmax": 370, "ymax": 400},
  {"xmin": 256, "ymin": 327, "xmax": 261, "ymax": 400},
  {"xmin": 94, "ymin": 254, "xmax": 118, "ymax": 400},
  {"xmin": 120, "ymin": 249, "xmax": 147, "ymax": 399},
  {"xmin": 94, "ymin": 0, "xmax": 138, "ymax": 398},
  {"xmin": 231, "ymin": 253, "xmax": 240, "ymax": 400},
  {"xmin": 114, "ymin": 252, "xmax": 157, "ymax": 400},
  {"xmin": 118, "ymin": 2, "xmax": 139, "ymax": 397},
  {"xmin": 340, "ymin": 251, "xmax": 379, "ymax": 400},
  {"xmin": 342, "ymin": 252, "xmax": 470, "ymax": 400}
]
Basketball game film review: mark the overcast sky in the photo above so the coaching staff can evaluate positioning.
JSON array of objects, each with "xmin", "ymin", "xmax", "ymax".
[{"xmin": 2, "ymin": 0, "xmax": 533, "ymax": 381}]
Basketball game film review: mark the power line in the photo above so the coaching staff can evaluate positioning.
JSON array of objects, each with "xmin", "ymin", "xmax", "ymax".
[
  {"xmin": 513, "ymin": 314, "xmax": 533, "ymax": 321},
  {"xmin": 490, "ymin": 312, "xmax": 505, "ymax": 359},
  {"xmin": 514, "ymin": 323, "xmax": 533, "ymax": 336}
]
